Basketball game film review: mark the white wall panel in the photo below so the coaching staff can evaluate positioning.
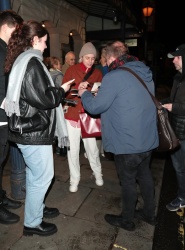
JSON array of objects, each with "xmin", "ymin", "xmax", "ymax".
[{"xmin": 10, "ymin": 0, "xmax": 86, "ymax": 58}]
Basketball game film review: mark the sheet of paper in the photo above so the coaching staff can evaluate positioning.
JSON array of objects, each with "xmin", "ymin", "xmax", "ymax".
[{"xmin": 91, "ymin": 82, "xmax": 101, "ymax": 92}]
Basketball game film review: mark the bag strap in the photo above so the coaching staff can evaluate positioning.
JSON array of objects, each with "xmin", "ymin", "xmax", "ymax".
[
  {"xmin": 81, "ymin": 65, "xmax": 95, "ymax": 113},
  {"xmin": 120, "ymin": 67, "xmax": 163, "ymax": 110},
  {"xmin": 83, "ymin": 65, "xmax": 95, "ymax": 81}
]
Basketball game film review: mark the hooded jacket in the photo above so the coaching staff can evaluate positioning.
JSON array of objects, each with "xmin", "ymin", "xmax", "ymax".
[{"xmin": 81, "ymin": 60, "xmax": 159, "ymax": 154}]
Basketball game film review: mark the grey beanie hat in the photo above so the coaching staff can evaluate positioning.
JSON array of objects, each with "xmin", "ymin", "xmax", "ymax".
[{"xmin": 79, "ymin": 42, "xmax": 97, "ymax": 58}]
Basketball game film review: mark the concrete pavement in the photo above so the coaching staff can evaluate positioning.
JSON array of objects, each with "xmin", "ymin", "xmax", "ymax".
[{"xmin": 0, "ymin": 146, "xmax": 165, "ymax": 250}]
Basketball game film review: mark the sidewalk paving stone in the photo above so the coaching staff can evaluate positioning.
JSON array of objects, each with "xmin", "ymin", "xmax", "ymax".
[{"xmin": 0, "ymin": 149, "xmax": 165, "ymax": 250}]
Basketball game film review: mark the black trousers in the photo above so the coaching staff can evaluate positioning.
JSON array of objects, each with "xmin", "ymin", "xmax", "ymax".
[
  {"xmin": 0, "ymin": 125, "xmax": 9, "ymax": 202},
  {"xmin": 114, "ymin": 151, "xmax": 156, "ymax": 222}
]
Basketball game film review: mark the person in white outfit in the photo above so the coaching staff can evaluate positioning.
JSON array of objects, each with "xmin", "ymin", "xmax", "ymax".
[{"xmin": 62, "ymin": 42, "xmax": 104, "ymax": 192}]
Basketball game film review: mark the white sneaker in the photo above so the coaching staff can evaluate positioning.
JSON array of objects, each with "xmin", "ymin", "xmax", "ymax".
[
  {"xmin": 69, "ymin": 183, "xmax": 78, "ymax": 192},
  {"xmin": 95, "ymin": 175, "xmax": 104, "ymax": 186}
]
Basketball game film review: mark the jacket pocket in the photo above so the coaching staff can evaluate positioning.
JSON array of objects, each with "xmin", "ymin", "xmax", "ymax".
[{"xmin": 9, "ymin": 110, "xmax": 50, "ymax": 133}]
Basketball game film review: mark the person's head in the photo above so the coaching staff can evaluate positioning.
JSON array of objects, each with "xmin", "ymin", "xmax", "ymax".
[
  {"xmin": 43, "ymin": 57, "xmax": 50, "ymax": 69},
  {"xmin": 99, "ymin": 47, "xmax": 107, "ymax": 67},
  {"xmin": 79, "ymin": 42, "xmax": 97, "ymax": 69},
  {"xmin": 104, "ymin": 45, "xmax": 137, "ymax": 67},
  {"xmin": 5, "ymin": 20, "xmax": 48, "ymax": 73},
  {"xmin": 167, "ymin": 44, "xmax": 185, "ymax": 75},
  {"xmin": 0, "ymin": 10, "xmax": 23, "ymax": 44},
  {"xmin": 48, "ymin": 56, "xmax": 62, "ymax": 71},
  {"xmin": 65, "ymin": 51, "xmax": 76, "ymax": 66},
  {"xmin": 112, "ymin": 40, "xmax": 129, "ymax": 54}
]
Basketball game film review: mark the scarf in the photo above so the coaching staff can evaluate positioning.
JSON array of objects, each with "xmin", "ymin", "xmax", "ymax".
[
  {"xmin": 108, "ymin": 54, "xmax": 138, "ymax": 71},
  {"xmin": 5, "ymin": 48, "xmax": 69, "ymax": 148}
]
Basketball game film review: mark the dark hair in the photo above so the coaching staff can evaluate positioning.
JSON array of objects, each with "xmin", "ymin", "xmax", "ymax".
[
  {"xmin": 104, "ymin": 45, "xmax": 125, "ymax": 59},
  {"xmin": 5, "ymin": 20, "xmax": 48, "ymax": 72},
  {"xmin": 0, "ymin": 10, "xmax": 23, "ymax": 28},
  {"xmin": 43, "ymin": 57, "xmax": 50, "ymax": 69}
]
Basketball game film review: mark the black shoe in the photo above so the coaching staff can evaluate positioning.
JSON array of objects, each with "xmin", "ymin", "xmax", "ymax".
[
  {"xmin": 135, "ymin": 210, "xmax": 157, "ymax": 226},
  {"xmin": 104, "ymin": 214, "xmax": 135, "ymax": 231},
  {"xmin": 55, "ymin": 147, "xmax": 61, "ymax": 155},
  {"xmin": 0, "ymin": 205, "xmax": 20, "ymax": 224},
  {"xmin": 166, "ymin": 197, "xmax": 185, "ymax": 211},
  {"xmin": 23, "ymin": 221, "xmax": 57, "ymax": 236},
  {"xmin": 2, "ymin": 194, "xmax": 22, "ymax": 209},
  {"xmin": 60, "ymin": 147, "xmax": 67, "ymax": 157},
  {"xmin": 43, "ymin": 206, "xmax": 60, "ymax": 218},
  {"xmin": 55, "ymin": 147, "xmax": 67, "ymax": 159}
]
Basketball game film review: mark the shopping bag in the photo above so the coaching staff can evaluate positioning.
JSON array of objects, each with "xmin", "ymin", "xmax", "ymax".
[{"xmin": 79, "ymin": 112, "xmax": 101, "ymax": 138}]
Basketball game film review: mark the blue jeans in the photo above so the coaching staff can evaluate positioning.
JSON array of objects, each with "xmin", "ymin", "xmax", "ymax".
[
  {"xmin": 171, "ymin": 140, "xmax": 185, "ymax": 200},
  {"xmin": 17, "ymin": 144, "xmax": 54, "ymax": 227},
  {"xmin": 114, "ymin": 151, "xmax": 155, "ymax": 222}
]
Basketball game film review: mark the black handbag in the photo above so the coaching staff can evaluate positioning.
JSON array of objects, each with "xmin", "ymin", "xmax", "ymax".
[{"xmin": 120, "ymin": 67, "xmax": 180, "ymax": 152}]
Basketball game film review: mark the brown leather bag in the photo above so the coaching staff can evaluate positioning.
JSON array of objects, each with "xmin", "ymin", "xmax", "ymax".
[{"xmin": 120, "ymin": 67, "xmax": 180, "ymax": 152}]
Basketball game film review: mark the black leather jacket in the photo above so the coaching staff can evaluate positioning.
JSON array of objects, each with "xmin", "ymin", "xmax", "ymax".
[
  {"xmin": 0, "ymin": 38, "xmax": 8, "ymax": 123},
  {"xmin": 8, "ymin": 57, "xmax": 65, "ymax": 145},
  {"xmin": 162, "ymin": 74, "xmax": 185, "ymax": 140}
]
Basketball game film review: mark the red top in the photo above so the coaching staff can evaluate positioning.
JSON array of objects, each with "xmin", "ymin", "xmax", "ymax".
[{"xmin": 62, "ymin": 63, "xmax": 102, "ymax": 121}]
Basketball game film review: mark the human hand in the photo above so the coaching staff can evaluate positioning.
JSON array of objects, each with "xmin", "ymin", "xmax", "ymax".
[
  {"xmin": 78, "ymin": 89, "xmax": 87, "ymax": 97},
  {"xmin": 61, "ymin": 79, "xmax": 75, "ymax": 92},
  {"xmin": 162, "ymin": 103, "xmax": 172, "ymax": 112},
  {"xmin": 78, "ymin": 81, "xmax": 89, "ymax": 90}
]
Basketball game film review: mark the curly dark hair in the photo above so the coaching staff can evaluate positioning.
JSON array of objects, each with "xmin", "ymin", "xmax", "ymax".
[{"xmin": 5, "ymin": 20, "xmax": 48, "ymax": 73}]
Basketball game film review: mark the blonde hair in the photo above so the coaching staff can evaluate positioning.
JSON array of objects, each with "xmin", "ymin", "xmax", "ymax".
[{"xmin": 47, "ymin": 56, "xmax": 62, "ymax": 70}]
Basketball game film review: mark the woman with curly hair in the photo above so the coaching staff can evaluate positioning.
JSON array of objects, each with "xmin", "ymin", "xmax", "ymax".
[{"xmin": 4, "ymin": 20, "xmax": 74, "ymax": 236}]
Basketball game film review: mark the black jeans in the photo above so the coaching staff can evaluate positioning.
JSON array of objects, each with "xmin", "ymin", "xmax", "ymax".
[
  {"xmin": 171, "ymin": 139, "xmax": 185, "ymax": 200},
  {"xmin": 0, "ymin": 125, "xmax": 9, "ymax": 202},
  {"xmin": 114, "ymin": 151, "xmax": 155, "ymax": 222}
]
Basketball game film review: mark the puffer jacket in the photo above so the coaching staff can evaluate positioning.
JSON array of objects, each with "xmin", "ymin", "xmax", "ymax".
[{"xmin": 8, "ymin": 57, "xmax": 65, "ymax": 145}]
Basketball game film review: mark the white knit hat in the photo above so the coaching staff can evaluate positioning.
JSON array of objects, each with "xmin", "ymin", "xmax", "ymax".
[{"xmin": 79, "ymin": 42, "xmax": 97, "ymax": 58}]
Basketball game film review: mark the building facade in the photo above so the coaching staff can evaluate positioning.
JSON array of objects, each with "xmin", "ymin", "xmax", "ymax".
[{"xmin": 11, "ymin": 0, "xmax": 87, "ymax": 62}]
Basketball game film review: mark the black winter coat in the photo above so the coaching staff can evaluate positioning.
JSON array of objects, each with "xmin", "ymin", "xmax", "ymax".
[
  {"xmin": 8, "ymin": 57, "xmax": 65, "ymax": 145},
  {"xmin": 162, "ymin": 74, "xmax": 185, "ymax": 139}
]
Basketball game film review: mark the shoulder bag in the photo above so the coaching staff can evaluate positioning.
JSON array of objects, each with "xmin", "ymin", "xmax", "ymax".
[
  {"xmin": 79, "ymin": 65, "xmax": 102, "ymax": 138},
  {"xmin": 120, "ymin": 67, "xmax": 180, "ymax": 152}
]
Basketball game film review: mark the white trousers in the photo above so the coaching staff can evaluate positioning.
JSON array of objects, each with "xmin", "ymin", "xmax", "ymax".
[
  {"xmin": 66, "ymin": 120, "xmax": 102, "ymax": 183},
  {"xmin": 96, "ymin": 138, "xmax": 104, "ymax": 155}
]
